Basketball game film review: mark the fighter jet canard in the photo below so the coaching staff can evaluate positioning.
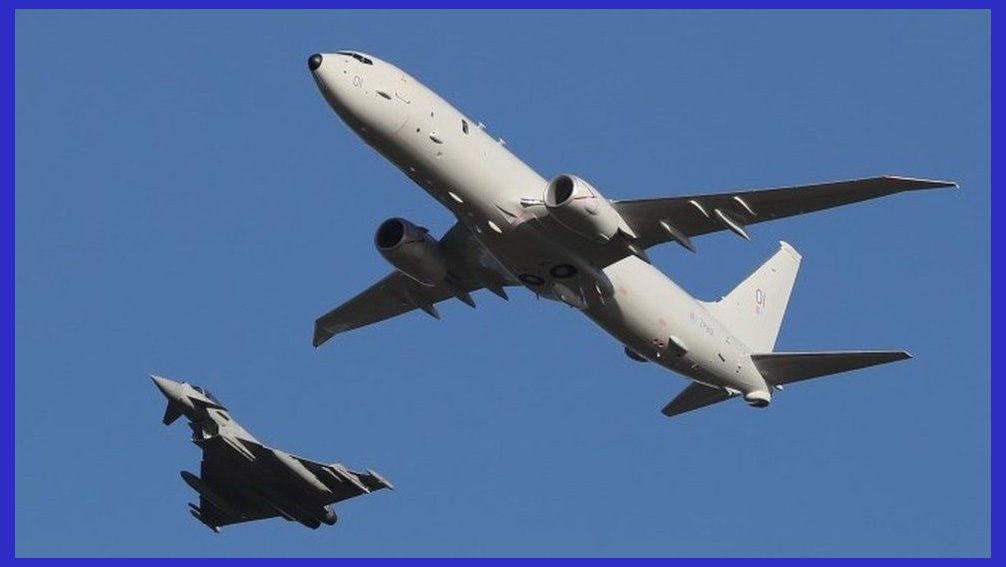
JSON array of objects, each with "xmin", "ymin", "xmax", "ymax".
[
  {"xmin": 152, "ymin": 375, "xmax": 392, "ymax": 532},
  {"xmin": 307, "ymin": 52, "xmax": 957, "ymax": 419}
]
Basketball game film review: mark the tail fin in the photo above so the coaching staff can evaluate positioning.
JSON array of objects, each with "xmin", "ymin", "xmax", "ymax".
[{"xmin": 704, "ymin": 241, "xmax": 801, "ymax": 352}]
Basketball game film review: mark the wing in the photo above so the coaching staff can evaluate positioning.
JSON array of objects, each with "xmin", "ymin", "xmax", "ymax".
[
  {"xmin": 613, "ymin": 176, "xmax": 957, "ymax": 251},
  {"xmin": 241, "ymin": 441, "xmax": 393, "ymax": 505},
  {"xmin": 194, "ymin": 439, "xmax": 278, "ymax": 529},
  {"xmin": 661, "ymin": 382, "xmax": 733, "ymax": 418},
  {"xmin": 295, "ymin": 457, "xmax": 394, "ymax": 504},
  {"xmin": 313, "ymin": 222, "xmax": 514, "ymax": 347}
]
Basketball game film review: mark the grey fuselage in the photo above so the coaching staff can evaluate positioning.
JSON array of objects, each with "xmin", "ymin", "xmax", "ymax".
[{"xmin": 310, "ymin": 52, "xmax": 771, "ymax": 401}]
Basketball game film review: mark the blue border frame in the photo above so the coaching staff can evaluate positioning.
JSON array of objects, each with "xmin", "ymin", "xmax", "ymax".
[
  {"xmin": 2, "ymin": 2, "xmax": 1000, "ymax": 8},
  {"xmin": 7, "ymin": 3, "xmax": 994, "ymax": 560}
]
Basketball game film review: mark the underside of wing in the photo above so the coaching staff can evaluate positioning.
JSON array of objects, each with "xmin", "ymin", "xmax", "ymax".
[
  {"xmin": 613, "ymin": 176, "xmax": 957, "ymax": 251},
  {"xmin": 295, "ymin": 457, "xmax": 395, "ymax": 504},
  {"xmin": 193, "ymin": 497, "xmax": 276, "ymax": 530},
  {"xmin": 194, "ymin": 441, "xmax": 277, "ymax": 529},
  {"xmin": 239, "ymin": 439, "xmax": 393, "ymax": 506},
  {"xmin": 661, "ymin": 382, "xmax": 733, "ymax": 418},
  {"xmin": 313, "ymin": 271, "xmax": 449, "ymax": 346},
  {"xmin": 751, "ymin": 350, "xmax": 912, "ymax": 386},
  {"xmin": 313, "ymin": 222, "xmax": 514, "ymax": 347}
]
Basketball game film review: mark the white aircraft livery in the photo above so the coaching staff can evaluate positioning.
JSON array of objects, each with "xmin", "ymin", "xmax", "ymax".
[{"xmin": 307, "ymin": 51, "xmax": 956, "ymax": 419}]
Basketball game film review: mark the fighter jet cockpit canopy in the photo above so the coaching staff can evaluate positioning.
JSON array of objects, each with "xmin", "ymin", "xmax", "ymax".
[{"xmin": 192, "ymin": 385, "xmax": 221, "ymax": 405}]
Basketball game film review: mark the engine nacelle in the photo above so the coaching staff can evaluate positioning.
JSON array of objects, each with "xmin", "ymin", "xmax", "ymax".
[
  {"xmin": 374, "ymin": 217, "xmax": 449, "ymax": 287},
  {"xmin": 543, "ymin": 174, "xmax": 631, "ymax": 242},
  {"xmin": 743, "ymin": 390, "xmax": 772, "ymax": 408}
]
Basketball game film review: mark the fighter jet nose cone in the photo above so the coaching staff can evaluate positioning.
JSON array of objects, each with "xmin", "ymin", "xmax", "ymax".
[
  {"xmin": 308, "ymin": 53, "xmax": 323, "ymax": 71},
  {"xmin": 151, "ymin": 375, "xmax": 178, "ymax": 397}
]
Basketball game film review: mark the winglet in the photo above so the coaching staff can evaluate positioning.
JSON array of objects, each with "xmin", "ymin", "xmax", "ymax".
[{"xmin": 313, "ymin": 323, "xmax": 334, "ymax": 348}]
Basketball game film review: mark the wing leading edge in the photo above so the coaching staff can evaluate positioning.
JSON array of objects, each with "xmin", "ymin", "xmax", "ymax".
[{"xmin": 613, "ymin": 176, "xmax": 957, "ymax": 252}]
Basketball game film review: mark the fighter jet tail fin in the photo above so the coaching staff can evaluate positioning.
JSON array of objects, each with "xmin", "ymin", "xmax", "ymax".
[
  {"xmin": 704, "ymin": 241, "xmax": 801, "ymax": 353},
  {"xmin": 751, "ymin": 351, "xmax": 912, "ymax": 387}
]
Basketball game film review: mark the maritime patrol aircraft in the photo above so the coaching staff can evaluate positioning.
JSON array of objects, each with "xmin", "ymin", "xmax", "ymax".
[
  {"xmin": 153, "ymin": 375, "xmax": 392, "ymax": 531},
  {"xmin": 307, "ymin": 51, "xmax": 955, "ymax": 418}
]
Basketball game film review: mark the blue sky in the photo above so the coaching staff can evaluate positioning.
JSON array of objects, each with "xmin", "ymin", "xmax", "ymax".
[{"xmin": 15, "ymin": 10, "xmax": 989, "ymax": 557}]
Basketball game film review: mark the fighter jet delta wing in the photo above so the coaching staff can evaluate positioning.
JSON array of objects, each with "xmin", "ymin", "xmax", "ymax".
[
  {"xmin": 611, "ymin": 176, "xmax": 957, "ymax": 253},
  {"xmin": 153, "ymin": 375, "xmax": 392, "ymax": 532}
]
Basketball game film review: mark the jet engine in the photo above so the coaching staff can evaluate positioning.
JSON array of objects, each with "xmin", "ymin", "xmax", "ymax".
[
  {"xmin": 543, "ymin": 174, "xmax": 632, "ymax": 242},
  {"xmin": 743, "ymin": 390, "xmax": 772, "ymax": 408},
  {"xmin": 374, "ymin": 217, "xmax": 449, "ymax": 286}
]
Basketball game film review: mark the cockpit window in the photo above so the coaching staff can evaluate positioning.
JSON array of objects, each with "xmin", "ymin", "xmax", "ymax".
[
  {"xmin": 462, "ymin": 119, "xmax": 469, "ymax": 134},
  {"xmin": 192, "ymin": 386, "xmax": 221, "ymax": 405},
  {"xmin": 336, "ymin": 51, "xmax": 373, "ymax": 65}
]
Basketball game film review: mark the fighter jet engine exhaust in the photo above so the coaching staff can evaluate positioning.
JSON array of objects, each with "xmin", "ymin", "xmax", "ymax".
[
  {"xmin": 375, "ymin": 217, "xmax": 449, "ymax": 286},
  {"xmin": 321, "ymin": 507, "xmax": 338, "ymax": 526}
]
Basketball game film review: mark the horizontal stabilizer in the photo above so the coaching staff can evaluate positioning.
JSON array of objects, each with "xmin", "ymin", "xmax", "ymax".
[
  {"xmin": 751, "ymin": 351, "xmax": 911, "ymax": 386},
  {"xmin": 662, "ymin": 382, "xmax": 733, "ymax": 418}
]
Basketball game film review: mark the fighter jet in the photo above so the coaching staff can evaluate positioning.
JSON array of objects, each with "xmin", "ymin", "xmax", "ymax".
[
  {"xmin": 307, "ymin": 51, "xmax": 957, "ymax": 419},
  {"xmin": 152, "ymin": 375, "xmax": 392, "ymax": 532}
]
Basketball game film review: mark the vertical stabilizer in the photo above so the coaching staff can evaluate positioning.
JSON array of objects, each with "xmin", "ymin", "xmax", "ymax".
[{"xmin": 704, "ymin": 242, "xmax": 801, "ymax": 352}]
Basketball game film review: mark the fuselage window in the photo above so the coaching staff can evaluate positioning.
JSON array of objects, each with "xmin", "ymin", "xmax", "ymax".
[{"xmin": 462, "ymin": 119, "xmax": 469, "ymax": 134}]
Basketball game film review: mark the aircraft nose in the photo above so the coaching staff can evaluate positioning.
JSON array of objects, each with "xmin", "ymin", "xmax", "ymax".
[
  {"xmin": 151, "ymin": 375, "xmax": 181, "ymax": 400},
  {"xmin": 308, "ymin": 53, "xmax": 323, "ymax": 72}
]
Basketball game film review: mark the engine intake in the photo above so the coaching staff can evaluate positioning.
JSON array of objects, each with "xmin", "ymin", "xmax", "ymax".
[
  {"xmin": 543, "ymin": 174, "xmax": 631, "ymax": 242},
  {"xmin": 375, "ymin": 217, "xmax": 449, "ymax": 286},
  {"xmin": 743, "ymin": 390, "xmax": 772, "ymax": 408}
]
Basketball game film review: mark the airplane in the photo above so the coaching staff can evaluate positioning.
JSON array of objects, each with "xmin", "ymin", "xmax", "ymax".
[
  {"xmin": 152, "ymin": 375, "xmax": 392, "ymax": 532},
  {"xmin": 306, "ymin": 51, "xmax": 956, "ymax": 419}
]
